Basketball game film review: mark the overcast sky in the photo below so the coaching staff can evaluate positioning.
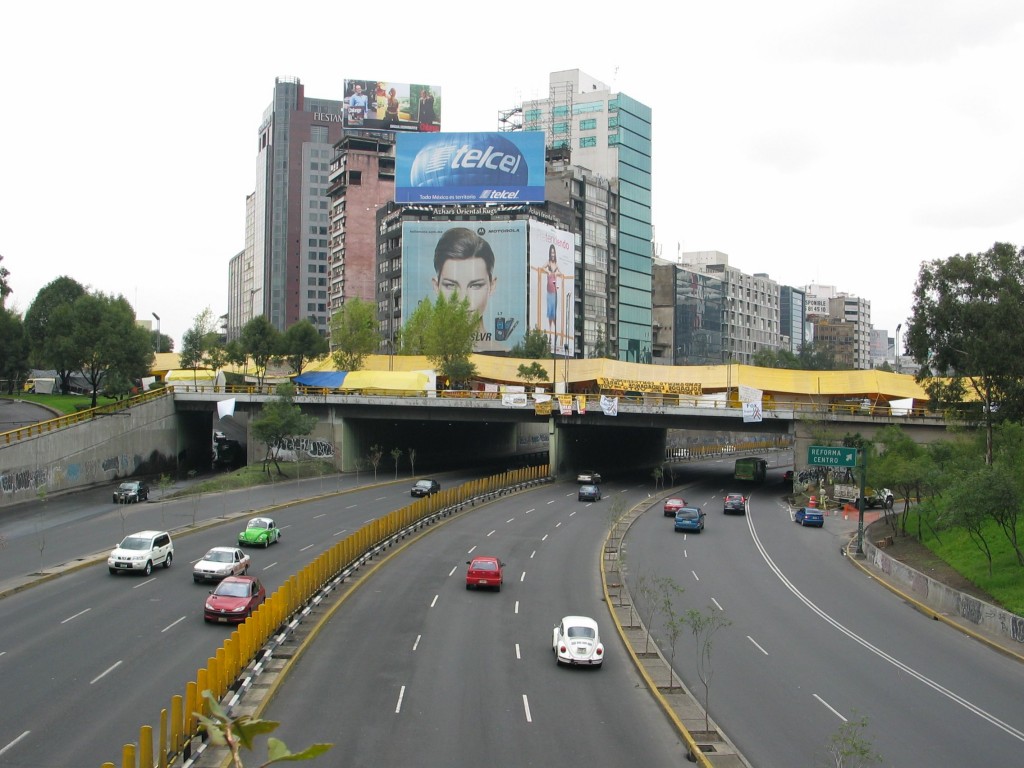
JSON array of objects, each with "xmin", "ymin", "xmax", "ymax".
[{"xmin": 3, "ymin": 1, "xmax": 1022, "ymax": 350}]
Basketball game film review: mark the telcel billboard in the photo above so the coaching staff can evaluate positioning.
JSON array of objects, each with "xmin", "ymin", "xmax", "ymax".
[{"xmin": 395, "ymin": 132, "xmax": 546, "ymax": 205}]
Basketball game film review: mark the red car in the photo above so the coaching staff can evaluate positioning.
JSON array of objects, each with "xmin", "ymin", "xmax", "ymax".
[
  {"xmin": 664, "ymin": 497, "xmax": 687, "ymax": 517},
  {"xmin": 465, "ymin": 556, "xmax": 505, "ymax": 591},
  {"xmin": 204, "ymin": 575, "xmax": 266, "ymax": 624}
]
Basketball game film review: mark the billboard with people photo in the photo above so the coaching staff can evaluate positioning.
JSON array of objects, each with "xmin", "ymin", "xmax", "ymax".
[
  {"xmin": 401, "ymin": 221, "xmax": 527, "ymax": 354},
  {"xmin": 529, "ymin": 221, "xmax": 575, "ymax": 356},
  {"xmin": 343, "ymin": 79, "xmax": 441, "ymax": 133}
]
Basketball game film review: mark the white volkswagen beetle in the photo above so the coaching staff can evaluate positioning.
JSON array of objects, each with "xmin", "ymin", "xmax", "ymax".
[{"xmin": 552, "ymin": 615, "xmax": 604, "ymax": 667}]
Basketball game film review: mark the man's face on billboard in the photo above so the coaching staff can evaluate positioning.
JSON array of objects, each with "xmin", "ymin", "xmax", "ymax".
[{"xmin": 433, "ymin": 257, "xmax": 496, "ymax": 318}]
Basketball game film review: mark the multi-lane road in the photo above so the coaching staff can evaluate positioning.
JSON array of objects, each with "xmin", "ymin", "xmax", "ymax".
[{"xmin": 1, "ymin": 458, "xmax": 1022, "ymax": 767}]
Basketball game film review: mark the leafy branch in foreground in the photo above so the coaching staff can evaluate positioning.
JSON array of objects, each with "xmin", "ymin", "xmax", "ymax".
[{"xmin": 196, "ymin": 690, "xmax": 332, "ymax": 767}]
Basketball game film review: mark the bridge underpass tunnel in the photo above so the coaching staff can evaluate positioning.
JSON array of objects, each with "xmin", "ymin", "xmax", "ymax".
[
  {"xmin": 342, "ymin": 418, "xmax": 521, "ymax": 474},
  {"xmin": 555, "ymin": 424, "xmax": 667, "ymax": 480}
]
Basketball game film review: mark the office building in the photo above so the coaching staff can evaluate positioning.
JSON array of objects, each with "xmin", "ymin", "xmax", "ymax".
[
  {"xmin": 228, "ymin": 77, "xmax": 346, "ymax": 339},
  {"xmin": 519, "ymin": 70, "xmax": 653, "ymax": 362}
]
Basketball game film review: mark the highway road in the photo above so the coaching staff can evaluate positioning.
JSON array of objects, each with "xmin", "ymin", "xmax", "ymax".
[
  {"xmin": 626, "ymin": 458, "xmax": 1024, "ymax": 767},
  {"xmin": 2, "ymin": 457, "xmax": 1023, "ymax": 767}
]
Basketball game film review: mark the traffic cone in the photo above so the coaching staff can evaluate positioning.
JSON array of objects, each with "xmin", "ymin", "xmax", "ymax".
[{"xmin": 808, "ymin": 496, "xmax": 817, "ymax": 508}]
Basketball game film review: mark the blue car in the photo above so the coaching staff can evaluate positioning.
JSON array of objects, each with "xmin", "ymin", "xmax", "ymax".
[
  {"xmin": 794, "ymin": 507, "xmax": 824, "ymax": 527},
  {"xmin": 674, "ymin": 507, "xmax": 706, "ymax": 533}
]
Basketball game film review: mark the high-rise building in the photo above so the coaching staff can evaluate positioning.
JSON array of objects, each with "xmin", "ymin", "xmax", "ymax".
[
  {"xmin": 229, "ymin": 77, "xmax": 346, "ymax": 338},
  {"xmin": 520, "ymin": 70, "xmax": 653, "ymax": 362},
  {"xmin": 779, "ymin": 286, "xmax": 807, "ymax": 355},
  {"xmin": 652, "ymin": 259, "xmax": 725, "ymax": 366},
  {"xmin": 682, "ymin": 251, "xmax": 780, "ymax": 364}
]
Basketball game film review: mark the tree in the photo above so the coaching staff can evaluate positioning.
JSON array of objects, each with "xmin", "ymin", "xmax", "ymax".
[
  {"xmin": 250, "ymin": 383, "xmax": 316, "ymax": 477},
  {"xmin": 71, "ymin": 292, "xmax": 154, "ymax": 407},
  {"xmin": 151, "ymin": 329, "xmax": 175, "ymax": 354},
  {"xmin": 329, "ymin": 298, "xmax": 378, "ymax": 371},
  {"xmin": 23, "ymin": 276, "xmax": 86, "ymax": 394},
  {"xmin": 180, "ymin": 308, "xmax": 220, "ymax": 387},
  {"xmin": 821, "ymin": 713, "xmax": 881, "ymax": 768},
  {"xmin": 590, "ymin": 326, "xmax": 615, "ymax": 359},
  {"xmin": 241, "ymin": 315, "xmax": 282, "ymax": 390},
  {"xmin": 752, "ymin": 347, "xmax": 801, "ymax": 369},
  {"xmin": 509, "ymin": 327, "xmax": 551, "ymax": 359},
  {"xmin": 516, "ymin": 362, "xmax": 550, "ymax": 387},
  {"xmin": 390, "ymin": 447, "xmax": 403, "ymax": 479},
  {"xmin": 0, "ymin": 307, "xmax": 29, "ymax": 394},
  {"xmin": 422, "ymin": 292, "xmax": 477, "ymax": 388},
  {"xmin": 0, "ymin": 253, "xmax": 11, "ymax": 307},
  {"xmin": 281, "ymin": 319, "xmax": 329, "ymax": 376},
  {"xmin": 367, "ymin": 444, "xmax": 383, "ymax": 480},
  {"xmin": 908, "ymin": 242, "xmax": 1024, "ymax": 465},
  {"xmin": 685, "ymin": 607, "xmax": 732, "ymax": 733},
  {"xmin": 396, "ymin": 299, "xmax": 431, "ymax": 355},
  {"xmin": 797, "ymin": 340, "xmax": 838, "ymax": 370}
]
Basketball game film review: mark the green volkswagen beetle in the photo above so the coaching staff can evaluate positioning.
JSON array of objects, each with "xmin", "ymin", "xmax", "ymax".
[{"xmin": 238, "ymin": 517, "xmax": 281, "ymax": 548}]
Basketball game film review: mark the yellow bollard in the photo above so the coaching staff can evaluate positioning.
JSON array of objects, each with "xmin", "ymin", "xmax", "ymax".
[
  {"xmin": 171, "ymin": 695, "xmax": 184, "ymax": 754},
  {"xmin": 139, "ymin": 725, "xmax": 153, "ymax": 768},
  {"xmin": 120, "ymin": 744, "xmax": 135, "ymax": 768}
]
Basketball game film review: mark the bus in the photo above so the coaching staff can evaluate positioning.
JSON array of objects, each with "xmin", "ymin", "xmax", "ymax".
[{"xmin": 734, "ymin": 457, "xmax": 768, "ymax": 482}]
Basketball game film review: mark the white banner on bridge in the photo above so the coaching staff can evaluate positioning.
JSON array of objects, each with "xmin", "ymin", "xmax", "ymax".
[{"xmin": 743, "ymin": 401, "xmax": 763, "ymax": 423}]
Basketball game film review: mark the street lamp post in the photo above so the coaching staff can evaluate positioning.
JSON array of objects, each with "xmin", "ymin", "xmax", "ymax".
[
  {"xmin": 151, "ymin": 313, "xmax": 161, "ymax": 353},
  {"xmin": 894, "ymin": 323, "xmax": 902, "ymax": 373}
]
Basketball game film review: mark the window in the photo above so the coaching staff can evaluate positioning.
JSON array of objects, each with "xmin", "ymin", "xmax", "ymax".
[
  {"xmin": 579, "ymin": 118, "xmax": 597, "ymax": 131},
  {"xmin": 608, "ymin": 116, "xmax": 618, "ymax": 129},
  {"xmin": 580, "ymin": 136, "xmax": 597, "ymax": 148},
  {"xmin": 573, "ymin": 101, "xmax": 604, "ymax": 114},
  {"xmin": 552, "ymin": 122, "xmax": 569, "ymax": 135},
  {"xmin": 552, "ymin": 105, "xmax": 569, "ymax": 117},
  {"xmin": 310, "ymin": 126, "xmax": 328, "ymax": 143},
  {"xmin": 349, "ymin": 170, "xmax": 362, "ymax": 185}
]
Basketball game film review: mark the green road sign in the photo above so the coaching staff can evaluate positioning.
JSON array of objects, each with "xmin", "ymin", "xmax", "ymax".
[{"xmin": 807, "ymin": 445, "xmax": 858, "ymax": 467}]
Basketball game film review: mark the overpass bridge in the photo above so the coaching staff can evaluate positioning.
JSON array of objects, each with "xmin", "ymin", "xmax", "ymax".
[{"xmin": 1, "ymin": 386, "xmax": 950, "ymax": 508}]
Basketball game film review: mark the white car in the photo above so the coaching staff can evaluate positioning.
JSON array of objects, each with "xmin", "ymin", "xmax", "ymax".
[
  {"xmin": 193, "ymin": 547, "xmax": 250, "ymax": 583},
  {"xmin": 576, "ymin": 470, "xmax": 602, "ymax": 484},
  {"xmin": 552, "ymin": 615, "xmax": 604, "ymax": 667},
  {"xmin": 108, "ymin": 530, "xmax": 174, "ymax": 576}
]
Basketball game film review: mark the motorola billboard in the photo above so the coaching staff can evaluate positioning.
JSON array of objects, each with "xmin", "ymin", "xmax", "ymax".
[{"xmin": 395, "ymin": 131, "xmax": 546, "ymax": 205}]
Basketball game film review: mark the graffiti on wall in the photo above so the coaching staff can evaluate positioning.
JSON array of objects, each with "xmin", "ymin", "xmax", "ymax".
[
  {"xmin": 1, "ymin": 453, "xmax": 135, "ymax": 498},
  {"xmin": 271, "ymin": 437, "xmax": 336, "ymax": 462}
]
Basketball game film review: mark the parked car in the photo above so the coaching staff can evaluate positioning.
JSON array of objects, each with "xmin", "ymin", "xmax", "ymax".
[
  {"xmin": 193, "ymin": 547, "xmax": 250, "ymax": 583},
  {"xmin": 465, "ymin": 556, "xmax": 504, "ymax": 591},
  {"xmin": 112, "ymin": 481, "xmax": 149, "ymax": 503},
  {"xmin": 204, "ymin": 576, "xmax": 266, "ymax": 624},
  {"xmin": 723, "ymin": 493, "xmax": 746, "ymax": 515},
  {"xmin": 576, "ymin": 470, "xmax": 602, "ymax": 484},
  {"xmin": 663, "ymin": 497, "xmax": 687, "ymax": 516},
  {"xmin": 794, "ymin": 507, "xmax": 825, "ymax": 527},
  {"xmin": 238, "ymin": 517, "xmax": 281, "ymax": 547},
  {"xmin": 108, "ymin": 530, "xmax": 173, "ymax": 576},
  {"xmin": 674, "ymin": 507, "xmax": 706, "ymax": 533},
  {"xmin": 552, "ymin": 616, "xmax": 604, "ymax": 667},
  {"xmin": 578, "ymin": 484, "xmax": 602, "ymax": 502},
  {"xmin": 411, "ymin": 479, "xmax": 441, "ymax": 497},
  {"xmin": 783, "ymin": 470, "xmax": 794, "ymax": 483}
]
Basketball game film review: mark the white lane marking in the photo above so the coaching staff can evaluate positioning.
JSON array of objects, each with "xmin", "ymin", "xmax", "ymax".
[
  {"xmin": 515, "ymin": 644, "xmax": 521, "ymax": 659},
  {"xmin": 300, "ymin": 543, "xmax": 315, "ymax": 552},
  {"xmin": 333, "ymin": 529, "xmax": 347, "ymax": 537},
  {"xmin": 522, "ymin": 694, "xmax": 532, "ymax": 723},
  {"xmin": 519, "ymin": 572, "xmax": 526, "ymax": 583},
  {"xmin": 448, "ymin": 565, "xmax": 458, "ymax": 577},
  {"xmin": 374, "ymin": 497, "xmax": 387, "ymax": 502},
  {"xmin": 162, "ymin": 616, "xmax": 187, "ymax": 633},
  {"xmin": 747, "ymin": 636, "xmax": 769, "ymax": 656},
  {"xmin": 691, "ymin": 570, "xmax": 700, "ymax": 581},
  {"xmin": 747, "ymin": 512, "xmax": 1024, "ymax": 742},
  {"xmin": 313, "ymin": 513, "xmax": 326, "ymax": 519},
  {"xmin": 413, "ymin": 635, "xmax": 421, "ymax": 651},
  {"xmin": 711, "ymin": 598, "xmax": 724, "ymax": 612},
  {"xmin": 555, "ymin": 522, "xmax": 562, "ymax": 529},
  {"xmin": 0, "ymin": 651, "xmax": 6, "ymax": 657},
  {"xmin": 0, "ymin": 731, "xmax": 30, "ymax": 756},
  {"xmin": 133, "ymin": 578, "xmax": 156, "ymax": 589},
  {"xmin": 345, "ymin": 504, "xmax": 358, "ymax": 509},
  {"xmin": 487, "ymin": 530, "xmax": 496, "ymax": 537},
  {"xmin": 541, "ymin": 534, "xmax": 549, "ymax": 541},
  {"xmin": 525, "ymin": 508, "xmax": 535, "ymax": 514},
  {"xmin": 263, "ymin": 562, "xmax": 277, "ymax": 570},
  {"xmin": 91, "ymin": 660, "xmax": 122, "ymax": 684},
  {"xmin": 395, "ymin": 685, "xmax": 406, "ymax": 714},
  {"xmin": 430, "ymin": 595, "xmax": 439, "ymax": 608},
  {"xmin": 813, "ymin": 693, "xmax": 846, "ymax": 721},
  {"xmin": 530, "ymin": 550, "xmax": 537, "ymax": 559},
  {"xmin": 468, "ymin": 545, "xmax": 477, "ymax": 554},
  {"xmin": 61, "ymin": 608, "xmax": 91, "ymax": 624},
  {"xmin": 506, "ymin": 518, "xmax": 515, "ymax": 523},
  {"xmin": 547, "ymin": 500, "xmax": 556, "ymax": 505},
  {"xmin": 515, "ymin": 601, "xmax": 520, "ymax": 614}
]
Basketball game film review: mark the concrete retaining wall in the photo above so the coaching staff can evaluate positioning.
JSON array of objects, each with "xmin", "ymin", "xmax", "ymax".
[
  {"xmin": 0, "ymin": 397, "xmax": 180, "ymax": 506},
  {"xmin": 863, "ymin": 537, "xmax": 1024, "ymax": 647}
]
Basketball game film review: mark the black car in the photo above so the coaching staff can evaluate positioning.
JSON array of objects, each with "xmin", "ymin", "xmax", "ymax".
[
  {"xmin": 411, "ymin": 479, "xmax": 441, "ymax": 498},
  {"xmin": 578, "ymin": 484, "xmax": 602, "ymax": 502},
  {"xmin": 113, "ymin": 481, "xmax": 150, "ymax": 503},
  {"xmin": 723, "ymin": 493, "xmax": 746, "ymax": 514}
]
